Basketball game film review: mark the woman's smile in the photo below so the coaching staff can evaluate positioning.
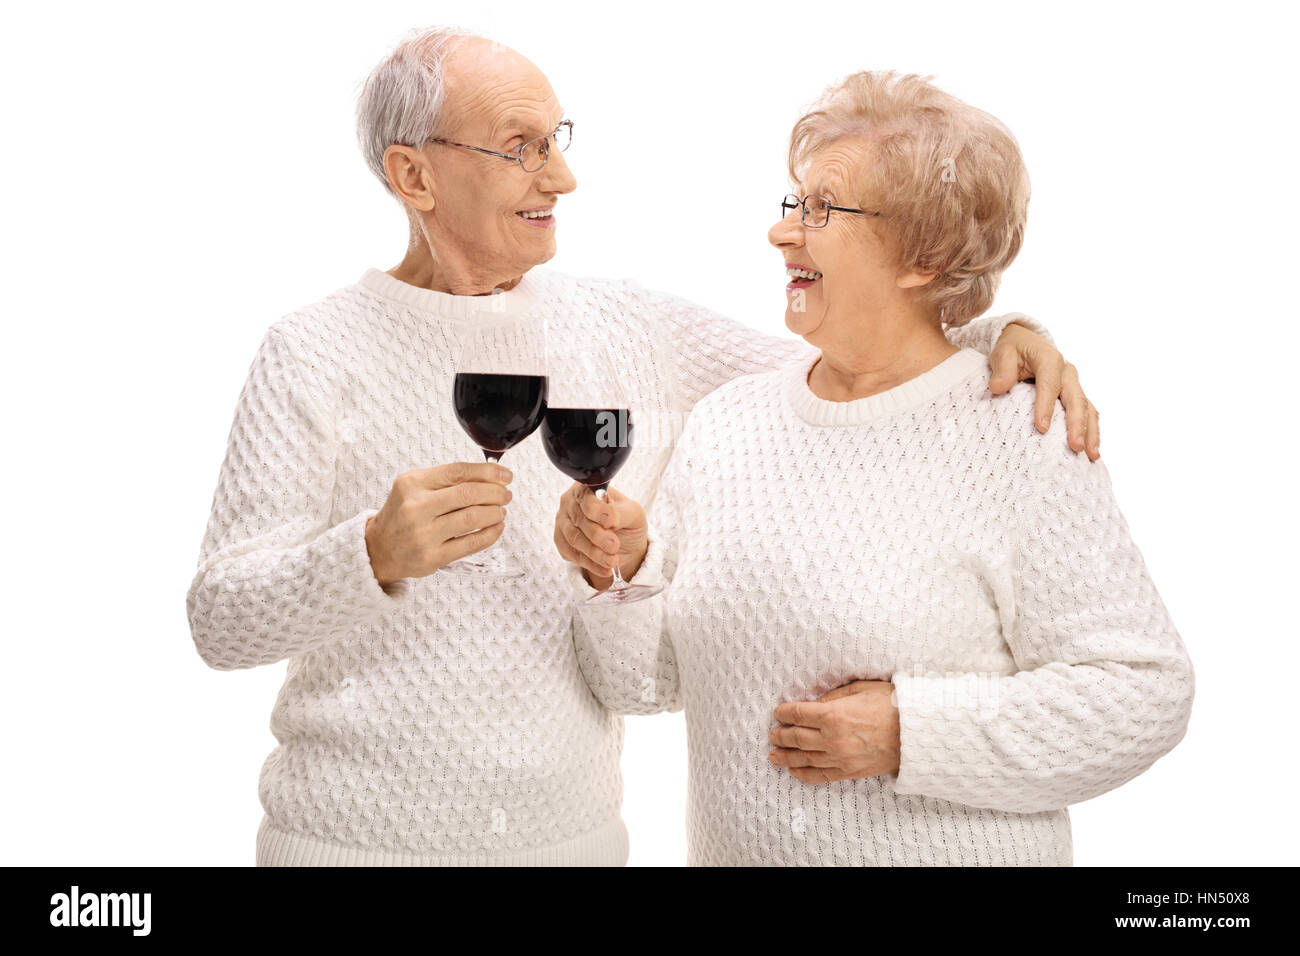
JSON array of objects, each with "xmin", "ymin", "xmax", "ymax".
[{"xmin": 785, "ymin": 262, "xmax": 823, "ymax": 292}]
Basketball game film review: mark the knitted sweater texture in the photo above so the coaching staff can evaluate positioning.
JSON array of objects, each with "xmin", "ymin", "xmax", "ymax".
[
  {"xmin": 187, "ymin": 266, "xmax": 1036, "ymax": 865},
  {"xmin": 572, "ymin": 347, "xmax": 1194, "ymax": 866}
]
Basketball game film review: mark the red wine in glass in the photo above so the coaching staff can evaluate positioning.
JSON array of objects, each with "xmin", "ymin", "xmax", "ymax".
[
  {"xmin": 446, "ymin": 314, "xmax": 548, "ymax": 577},
  {"xmin": 539, "ymin": 407, "xmax": 632, "ymax": 489},
  {"xmin": 541, "ymin": 407, "xmax": 662, "ymax": 606},
  {"xmin": 453, "ymin": 373, "xmax": 548, "ymax": 461}
]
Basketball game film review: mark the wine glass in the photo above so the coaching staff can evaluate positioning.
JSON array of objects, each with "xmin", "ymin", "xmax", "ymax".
[
  {"xmin": 447, "ymin": 312, "xmax": 548, "ymax": 576},
  {"xmin": 541, "ymin": 343, "xmax": 661, "ymax": 606}
]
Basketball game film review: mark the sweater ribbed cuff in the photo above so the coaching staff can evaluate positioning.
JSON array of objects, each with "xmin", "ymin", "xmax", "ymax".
[
  {"xmin": 338, "ymin": 508, "xmax": 413, "ymax": 607},
  {"xmin": 946, "ymin": 311, "xmax": 1056, "ymax": 357},
  {"xmin": 890, "ymin": 669, "xmax": 999, "ymax": 802},
  {"xmin": 994, "ymin": 312, "xmax": 1056, "ymax": 349},
  {"xmin": 564, "ymin": 537, "xmax": 665, "ymax": 603}
]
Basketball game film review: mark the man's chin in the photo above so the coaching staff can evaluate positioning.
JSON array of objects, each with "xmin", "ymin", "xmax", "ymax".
[
  {"xmin": 527, "ymin": 239, "xmax": 557, "ymax": 268},
  {"xmin": 498, "ymin": 245, "xmax": 556, "ymax": 282}
]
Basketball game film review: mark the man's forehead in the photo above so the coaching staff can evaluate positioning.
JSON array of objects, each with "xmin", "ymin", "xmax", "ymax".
[{"xmin": 443, "ymin": 39, "xmax": 560, "ymax": 124}]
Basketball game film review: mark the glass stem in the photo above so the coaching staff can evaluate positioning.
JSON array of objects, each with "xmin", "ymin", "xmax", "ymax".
[
  {"xmin": 482, "ymin": 450, "xmax": 507, "ymax": 555},
  {"xmin": 594, "ymin": 487, "xmax": 628, "ymax": 590}
]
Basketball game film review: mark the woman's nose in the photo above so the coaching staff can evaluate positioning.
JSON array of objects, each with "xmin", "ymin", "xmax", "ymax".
[{"xmin": 768, "ymin": 210, "xmax": 803, "ymax": 249}]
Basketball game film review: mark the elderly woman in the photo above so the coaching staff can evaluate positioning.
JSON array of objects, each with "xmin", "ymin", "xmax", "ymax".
[{"xmin": 556, "ymin": 71, "xmax": 1194, "ymax": 866}]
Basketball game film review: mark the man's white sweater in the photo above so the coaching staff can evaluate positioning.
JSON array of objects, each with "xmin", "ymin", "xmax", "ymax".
[
  {"xmin": 572, "ymin": 346, "xmax": 1195, "ymax": 866},
  {"xmin": 186, "ymin": 266, "xmax": 1037, "ymax": 865}
]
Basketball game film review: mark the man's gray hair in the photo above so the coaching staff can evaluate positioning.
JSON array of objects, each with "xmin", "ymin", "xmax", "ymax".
[{"xmin": 356, "ymin": 26, "xmax": 479, "ymax": 197}]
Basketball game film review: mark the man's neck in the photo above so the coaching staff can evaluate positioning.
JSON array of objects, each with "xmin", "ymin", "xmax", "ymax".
[{"xmin": 387, "ymin": 244, "xmax": 523, "ymax": 297}]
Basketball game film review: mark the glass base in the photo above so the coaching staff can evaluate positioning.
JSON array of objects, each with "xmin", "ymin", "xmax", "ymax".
[
  {"xmin": 585, "ymin": 582, "xmax": 663, "ymax": 607},
  {"xmin": 442, "ymin": 549, "xmax": 527, "ymax": 578}
]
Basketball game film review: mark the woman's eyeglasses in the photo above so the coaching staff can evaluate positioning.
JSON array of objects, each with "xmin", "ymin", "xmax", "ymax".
[{"xmin": 781, "ymin": 193, "xmax": 880, "ymax": 228}]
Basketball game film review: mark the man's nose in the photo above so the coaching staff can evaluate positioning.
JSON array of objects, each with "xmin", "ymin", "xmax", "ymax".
[{"xmin": 540, "ymin": 145, "xmax": 577, "ymax": 194}]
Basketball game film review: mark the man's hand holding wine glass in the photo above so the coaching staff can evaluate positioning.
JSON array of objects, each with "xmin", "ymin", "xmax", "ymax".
[
  {"xmin": 364, "ymin": 462, "xmax": 514, "ymax": 588},
  {"xmin": 554, "ymin": 483, "xmax": 649, "ymax": 590}
]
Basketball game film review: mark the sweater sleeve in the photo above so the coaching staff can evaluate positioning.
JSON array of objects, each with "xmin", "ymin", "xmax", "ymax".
[
  {"xmin": 567, "ymin": 417, "xmax": 696, "ymax": 715},
  {"xmin": 890, "ymin": 409, "xmax": 1193, "ymax": 813},
  {"xmin": 943, "ymin": 310, "xmax": 1055, "ymax": 354},
  {"xmin": 186, "ymin": 326, "xmax": 411, "ymax": 671},
  {"xmin": 646, "ymin": 286, "xmax": 1052, "ymax": 411}
]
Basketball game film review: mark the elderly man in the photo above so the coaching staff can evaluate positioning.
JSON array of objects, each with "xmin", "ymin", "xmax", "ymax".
[{"xmin": 187, "ymin": 27, "xmax": 1099, "ymax": 867}]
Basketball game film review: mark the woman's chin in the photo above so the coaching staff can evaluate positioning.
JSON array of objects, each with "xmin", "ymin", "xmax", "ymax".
[{"xmin": 784, "ymin": 307, "xmax": 823, "ymax": 338}]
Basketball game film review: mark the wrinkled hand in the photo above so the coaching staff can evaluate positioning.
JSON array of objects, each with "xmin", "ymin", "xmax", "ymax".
[
  {"xmin": 989, "ymin": 322, "xmax": 1100, "ymax": 461},
  {"xmin": 553, "ymin": 483, "xmax": 649, "ymax": 589},
  {"xmin": 769, "ymin": 680, "xmax": 901, "ymax": 784},
  {"xmin": 364, "ymin": 461, "xmax": 513, "ymax": 586}
]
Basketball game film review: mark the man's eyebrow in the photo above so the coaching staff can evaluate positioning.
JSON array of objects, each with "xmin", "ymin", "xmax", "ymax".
[
  {"xmin": 489, "ymin": 116, "xmax": 533, "ymax": 139},
  {"xmin": 491, "ymin": 111, "xmax": 565, "ymax": 141}
]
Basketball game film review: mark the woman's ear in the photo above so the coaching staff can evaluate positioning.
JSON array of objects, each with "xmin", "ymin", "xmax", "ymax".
[
  {"xmin": 383, "ymin": 144, "xmax": 436, "ymax": 213},
  {"xmin": 897, "ymin": 267, "xmax": 940, "ymax": 289}
]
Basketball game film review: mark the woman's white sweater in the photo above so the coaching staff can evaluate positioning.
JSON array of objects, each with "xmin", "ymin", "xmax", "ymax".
[
  {"xmin": 186, "ymin": 265, "xmax": 1038, "ymax": 865},
  {"xmin": 572, "ymin": 346, "xmax": 1195, "ymax": 866}
]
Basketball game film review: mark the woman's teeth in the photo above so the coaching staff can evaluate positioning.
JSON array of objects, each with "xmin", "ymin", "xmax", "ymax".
[
  {"xmin": 786, "ymin": 267, "xmax": 822, "ymax": 280},
  {"xmin": 518, "ymin": 210, "xmax": 552, "ymax": 219}
]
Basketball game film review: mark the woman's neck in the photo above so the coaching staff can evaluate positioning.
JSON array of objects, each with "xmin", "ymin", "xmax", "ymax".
[{"xmin": 807, "ymin": 314, "xmax": 959, "ymax": 403}]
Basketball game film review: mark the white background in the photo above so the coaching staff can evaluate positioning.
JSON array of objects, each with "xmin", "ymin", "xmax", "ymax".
[{"xmin": 2, "ymin": 0, "xmax": 1296, "ymax": 866}]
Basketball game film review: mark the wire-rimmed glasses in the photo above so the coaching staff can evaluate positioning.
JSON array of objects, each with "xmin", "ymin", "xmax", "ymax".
[
  {"xmin": 780, "ymin": 193, "xmax": 880, "ymax": 228},
  {"xmin": 428, "ymin": 120, "xmax": 573, "ymax": 173}
]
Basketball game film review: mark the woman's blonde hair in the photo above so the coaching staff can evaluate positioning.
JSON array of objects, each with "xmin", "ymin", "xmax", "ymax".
[{"xmin": 788, "ymin": 71, "xmax": 1029, "ymax": 327}]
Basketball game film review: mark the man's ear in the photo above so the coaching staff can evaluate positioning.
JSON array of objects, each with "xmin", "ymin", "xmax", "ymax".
[{"xmin": 383, "ymin": 144, "xmax": 436, "ymax": 212}]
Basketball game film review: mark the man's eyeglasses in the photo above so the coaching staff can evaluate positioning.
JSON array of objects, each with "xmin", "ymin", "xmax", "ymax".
[
  {"xmin": 781, "ymin": 193, "xmax": 881, "ymax": 228},
  {"xmin": 427, "ymin": 120, "xmax": 573, "ymax": 173}
]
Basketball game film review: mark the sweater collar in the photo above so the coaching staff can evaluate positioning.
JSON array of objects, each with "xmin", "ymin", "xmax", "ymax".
[
  {"xmin": 782, "ymin": 346, "xmax": 987, "ymax": 427},
  {"xmin": 358, "ymin": 267, "xmax": 541, "ymax": 323}
]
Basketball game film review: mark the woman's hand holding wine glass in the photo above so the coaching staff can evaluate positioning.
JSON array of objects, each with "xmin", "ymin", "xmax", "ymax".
[
  {"xmin": 365, "ymin": 461, "xmax": 514, "ymax": 587},
  {"xmin": 553, "ymin": 482, "xmax": 649, "ymax": 588},
  {"xmin": 541, "ymin": 339, "xmax": 661, "ymax": 606}
]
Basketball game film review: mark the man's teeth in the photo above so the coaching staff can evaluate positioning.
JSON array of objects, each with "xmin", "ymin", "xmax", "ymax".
[
  {"xmin": 519, "ymin": 210, "xmax": 552, "ymax": 219},
  {"xmin": 786, "ymin": 267, "xmax": 822, "ymax": 280}
]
